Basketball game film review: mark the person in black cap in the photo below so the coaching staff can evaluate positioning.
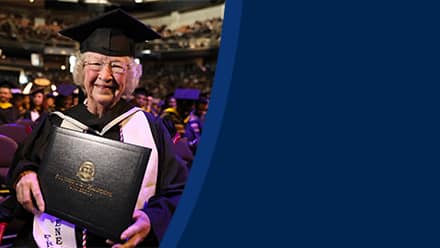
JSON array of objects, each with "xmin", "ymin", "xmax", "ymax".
[
  {"xmin": 131, "ymin": 87, "xmax": 150, "ymax": 111},
  {"xmin": 23, "ymin": 87, "xmax": 47, "ymax": 123},
  {"xmin": 0, "ymin": 81, "xmax": 20, "ymax": 125},
  {"xmin": 131, "ymin": 87, "xmax": 159, "ymax": 118},
  {"xmin": 8, "ymin": 9, "xmax": 187, "ymax": 248}
]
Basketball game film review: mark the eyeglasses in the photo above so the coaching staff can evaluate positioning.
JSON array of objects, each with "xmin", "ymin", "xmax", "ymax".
[{"xmin": 83, "ymin": 60, "xmax": 130, "ymax": 74}]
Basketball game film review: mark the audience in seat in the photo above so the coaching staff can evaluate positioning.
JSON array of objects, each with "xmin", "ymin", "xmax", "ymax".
[
  {"xmin": 0, "ymin": 83, "xmax": 19, "ymax": 125},
  {"xmin": 0, "ymin": 135, "xmax": 17, "ymax": 185},
  {"xmin": 0, "ymin": 124, "xmax": 28, "ymax": 144}
]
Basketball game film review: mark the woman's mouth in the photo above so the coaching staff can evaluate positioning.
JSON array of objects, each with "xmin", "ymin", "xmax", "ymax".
[{"xmin": 93, "ymin": 83, "xmax": 119, "ymax": 90}]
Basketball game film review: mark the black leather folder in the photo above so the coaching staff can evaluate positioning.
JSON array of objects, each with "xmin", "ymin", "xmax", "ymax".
[{"xmin": 38, "ymin": 126, "xmax": 151, "ymax": 241}]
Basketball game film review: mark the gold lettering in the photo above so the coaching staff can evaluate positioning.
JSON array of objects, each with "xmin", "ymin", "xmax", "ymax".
[{"xmin": 54, "ymin": 174, "xmax": 112, "ymax": 198}]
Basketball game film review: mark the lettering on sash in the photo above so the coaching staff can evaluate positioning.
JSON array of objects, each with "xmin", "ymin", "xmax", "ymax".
[
  {"xmin": 44, "ymin": 234, "xmax": 53, "ymax": 248},
  {"xmin": 54, "ymin": 219, "xmax": 63, "ymax": 245}
]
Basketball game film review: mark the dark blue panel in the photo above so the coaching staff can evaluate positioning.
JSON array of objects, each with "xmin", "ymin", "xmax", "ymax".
[
  {"xmin": 170, "ymin": 1, "xmax": 440, "ymax": 247},
  {"xmin": 161, "ymin": 0, "xmax": 243, "ymax": 247}
]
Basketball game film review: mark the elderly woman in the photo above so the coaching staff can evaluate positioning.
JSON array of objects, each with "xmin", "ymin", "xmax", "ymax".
[{"xmin": 7, "ymin": 9, "xmax": 187, "ymax": 248}]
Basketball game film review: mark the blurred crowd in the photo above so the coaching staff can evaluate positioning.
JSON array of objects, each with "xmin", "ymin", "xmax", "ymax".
[
  {"xmin": 141, "ymin": 59, "xmax": 216, "ymax": 98},
  {"xmin": 0, "ymin": 11, "xmax": 222, "ymax": 50},
  {"xmin": 0, "ymin": 12, "xmax": 72, "ymax": 45},
  {"xmin": 150, "ymin": 17, "xmax": 223, "ymax": 50},
  {"xmin": 22, "ymin": 58, "xmax": 216, "ymax": 103},
  {"xmin": 0, "ymin": 82, "xmax": 209, "ymax": 167}
]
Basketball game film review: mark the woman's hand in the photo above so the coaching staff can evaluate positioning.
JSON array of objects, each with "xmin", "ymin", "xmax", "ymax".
[
  {"xmin": 108, "ymin": 210, "xmax": 151, "ymax": 248},
  {"xmin": 15, "ymin": 171, "xmax": 45, "ymax": 215}
]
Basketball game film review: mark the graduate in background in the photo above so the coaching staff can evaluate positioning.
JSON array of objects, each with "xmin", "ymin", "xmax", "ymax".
[
  {"xmin": 161, "ymin": 88, "xmax": 202, "ymax": 148},
  {"xmin": 23, "ymin": 88, "xmax": 47, "ymax": 123},
  {"xmin": 132, "ymin": 87, "xmax": 158, "ymax": 118},
  {"xmin": 0, "ymin": 82, "xmax": 19, "ymax": 125},
  {"xmin": 45, "ymin": 93, "xmax": 56, "ymax": 112},
  {"xmin": 8, "ymin": 9, "xmax": 187, "ymax": 248},
  {"xmin": 132, "ymin": 87, "xmax": 149, "ymax": 111}
]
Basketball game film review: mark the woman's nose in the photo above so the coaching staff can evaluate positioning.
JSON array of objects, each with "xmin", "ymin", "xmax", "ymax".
[{"xmin": 98, "ymin": 65, "xmax": 113, "ymax": 82}]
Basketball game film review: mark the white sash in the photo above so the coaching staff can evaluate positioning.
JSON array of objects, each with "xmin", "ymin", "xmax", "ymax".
[
  {"xmin": 33, "ymin": 109, "xmax": 158, "ymax": 247},
  {"xmin": 120, "ymin": 111, "xmax": 158, "ymax": 209},
  {"xmin": 33, "ymin": 214, "xmax": 77, "ymax": 248}
]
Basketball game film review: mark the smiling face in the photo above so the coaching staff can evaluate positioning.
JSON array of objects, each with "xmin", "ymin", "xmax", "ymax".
[
  {"xmin": 134, "ymin": 94, "xmax": 148, "ymax": 108},
  {"xmin": 0, "ymin": 87, "xmax": 12, "ymax": 103},
  {"xmin": 82, "ymin": 52, "xmax": 131, "ymax": 109}
]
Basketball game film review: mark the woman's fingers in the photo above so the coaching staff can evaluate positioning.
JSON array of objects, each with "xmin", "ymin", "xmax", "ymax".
[{"xmin": 15, "ymin": 171, "xmax": 44, "ymax": 214}]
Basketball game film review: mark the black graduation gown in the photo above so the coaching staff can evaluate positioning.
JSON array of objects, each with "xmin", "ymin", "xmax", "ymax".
[
  {"xmin": 7, "ymin": 100, "xmax": 188, "ymax": 247},
  {"xmin": 0, "ymin": 105, "xmax": 19, "ymax": 125}
]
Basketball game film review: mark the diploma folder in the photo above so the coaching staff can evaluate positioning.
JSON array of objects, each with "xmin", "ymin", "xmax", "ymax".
[{"xmin": 39, "ymin": 126, "xmax": 151, "ymax": 241}]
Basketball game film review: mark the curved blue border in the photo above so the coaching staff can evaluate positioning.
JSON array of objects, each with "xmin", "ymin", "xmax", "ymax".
[{"xmin": 160, "ymin": 1, "xmax": 243, "ymax": 247}]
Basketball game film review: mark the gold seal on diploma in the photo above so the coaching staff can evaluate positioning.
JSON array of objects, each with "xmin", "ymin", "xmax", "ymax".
[{"xmin": 77, "ymin": 161, "xmax": 95, "ymax": 182}]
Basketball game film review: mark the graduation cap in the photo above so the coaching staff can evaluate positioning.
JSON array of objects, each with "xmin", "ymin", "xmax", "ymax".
[
  {"xmin": 34, "ymin": 78, "xmax": 51, "ymax": 87},
  {"xmin": 46, "ymin": 93, "xmax": 56, "ymax": 99},
  {"xmin": 30, "ymin": 87, "xmax": 45, "ymax": 96},
  {"xmin": 0, "ymin": 81, "xmax": 20, "ymax": 93},
  {"xmin": 0, "ymin": 81, "xmax": 14, "ymax": 89},
  {"xmin": 59, "ymin": 8, "xmax": 161, "ymax": 56},
  {"xmin": 57, "ymin": 84, "xmax": 78, "ymax": 97},
  {"xmin": 173, "ymin": 88, "xmax": 201, "ymax": 100}
]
